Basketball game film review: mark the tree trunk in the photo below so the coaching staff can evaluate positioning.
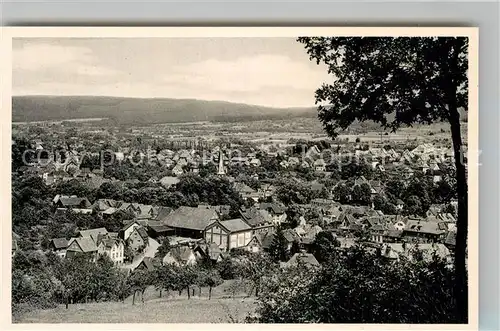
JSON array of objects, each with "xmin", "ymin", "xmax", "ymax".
[
  {"xmin": 187, "ymin": 286, "xmax": 191, "ymax": 299},
  {"xmin": 209, "ymin": 287, "xmax": 212, "ymax": 300},
  {"xmin": 192, "ymin": 288, "xmax": 195, "ymax": 297},
  {"xmin": 142, "ymin": 289, "xmax": 146, "ymax": 304},
  {"xmin": 178, "ymin": 289, "xmax": 182, "ymax": 296},
  {"xmin": 449, "ymin": 108, "xmax": 468, "ymax": 323},
  {"xmin": 159, "ymin": 289, "xmax": 162, "ymax": 298},
  {"xmin": 132, "ymin": 291, "xmax": 136, "ymax": 305}
]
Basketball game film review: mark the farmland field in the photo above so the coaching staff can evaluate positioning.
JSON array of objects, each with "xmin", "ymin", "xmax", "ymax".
[{"xmin": 13, "ymin": 281, "xmax": 257, "ymax": 323}]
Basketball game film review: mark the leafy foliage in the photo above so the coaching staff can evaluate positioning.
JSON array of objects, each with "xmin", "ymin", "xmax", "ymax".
[{"xmin": 254, "ymin": 246, "xmax": 456, "ymax": 323}]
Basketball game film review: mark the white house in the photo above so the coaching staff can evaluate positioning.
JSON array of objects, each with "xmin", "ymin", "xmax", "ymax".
[
  {"xmin": 121, "ymin": 221, "xmax": 141, "ymax": 241},
  {"xmin": 97, "ymin": 238, "xmax": 125, "ymax": 265}
]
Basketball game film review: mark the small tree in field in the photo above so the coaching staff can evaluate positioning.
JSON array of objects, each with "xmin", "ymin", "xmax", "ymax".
[
  {"xmin": 298, "ymin": 36, "xmax": 469, "ymax": 322},
  {"xmin": 128, "ymin": 269, "xmax": 152, "ymax": 305}
]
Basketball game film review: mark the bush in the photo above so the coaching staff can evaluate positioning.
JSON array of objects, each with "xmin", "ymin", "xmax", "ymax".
[{"xmin": 253, "ymin": 246, "xmax": 457, "ymax": 323}]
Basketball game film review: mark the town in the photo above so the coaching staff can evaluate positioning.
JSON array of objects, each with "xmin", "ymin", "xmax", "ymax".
[{"xmin": 12, "ymin": 116, "xmax": 463, "ymax": 322}]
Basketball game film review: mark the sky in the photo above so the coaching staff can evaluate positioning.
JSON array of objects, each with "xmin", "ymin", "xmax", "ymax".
[{"xmin": 12, "ymin": 38, "xmax": 332, "ymax": 108}]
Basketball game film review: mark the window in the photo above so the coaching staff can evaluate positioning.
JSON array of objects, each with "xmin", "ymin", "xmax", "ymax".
[{"xmin": 237, "ymin": 234, "xmax": 244, "ymax": 247}]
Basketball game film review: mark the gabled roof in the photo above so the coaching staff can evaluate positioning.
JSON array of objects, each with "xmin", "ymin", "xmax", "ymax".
[
  {"xmin": 233, "ymin": 182, "xmax": 256, "ymax": 194},
  {"xmin": 68, "ymin": 237, "xmax": 98, "ymax": 253},
  {"xmin": 121, "ymin": 220, "xmax": 140, "ymax": 232},
  {"xmin": 160, "ymin": 206, "xmax": 219, "ymax": 231},
  {"xmin": 54, "ymin": 195, "xmax": 90, "ymax": 207},
  {"xmin": 136, "ymin": 256, "xmax": 155, "ymax": 271},
  {"xmin": 78, "ymin": 227, "xmax": 108, "ymax": 243},
  {"xmin": 286, "ymin": 252, "xmax": 320, "ymax": 267},
  {"xmin": 164, "ymin": 246, "xmax": 195, "ymax": 265}
]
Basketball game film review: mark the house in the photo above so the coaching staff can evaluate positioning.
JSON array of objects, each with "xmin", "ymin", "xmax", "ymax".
[
  {"xmin": 288, "ymin": 157, "xmax": 300, "ymax": 167},
  {"xmin": 163, "ymin": 246, "xmax": 197, "ymax": 266},
  {"xmin": 127, "ymin": 226, "xmax": 149, "ymax": 252},
  {"xmin": 313, "ymin": 159, "xmax": 326, "ymax": 172},
  {"xmin": 97, "ymin": 237, "xmax": 125, "ymax": 265},
  {"xmin": 92, "ymin": 199, "xmax": 118, "ymax": 213},
  {"xmin": 193, "ymin": 242, "xmax": 224, "ymax": 263},
  {"xmin": 78, "ymin": 227, "xmax": 109, "ymax": 244},
  {"xmin": 134, "ymin": 256, "xmax": 155, "ymax": 271},
  {"xmin": 244, "ymin": 234, "xmax": 264, "ymax": 253},
  {"xmin": 159, "ymin": 206, "xmax": 220, "ymax": 239},
  {"xmin": 231, "ymin": 156, "xmax": 248, "ymax": 166},
  {"xmin": 54, "ymin": 207, "xmax": 93, "ymax": 217},
  {"xmin": 258, "ymin": 184, "xmax": 277, "ymax": 199},
  {"xmin": 66, "ymin": 237, "xmax": 98, "ymax": 262},
  {"xmin": 146, "ymin": 221, "xmax": 174, "ymax": 239},
  {"xmin": 53, "ymin": 195, "xmax": 91, "ymax": 209},
  {"xmin": 159, "ymin": 176, "xmax": 179, "ymax": 188},
  {"xmin": 402, "ymin": 219, "xmax": 446, "ymax": 243},
  {"xmin": 381, "ymin": 230, "xmax": 403, "ymax": 243},
  {"xmin": 172, "ymin": 164, "xmax": 184, "ymax": 176},
  {"xmin": 258, "ymin": 202, "xmax": 287, "ymax": 225},
  {"xmin": 381, "ymin": 243, "xmax": 452, "ymax": 265},
  {"xmin": 285, "ymin": 252, "xmax": 320, "ymax": 268},
  {"xmin": 233, "ymin": 182, "xmax": 260, "ymax": 202},
  {"xmin": 49, "ymin": 238, "xmax": 69, "ymax": 258},
  {"xmin": 204, "ymin": 218, "xmax": 253, "ymax": 251},
  {"xmin": 336, "ymin": 212, "xmax": 362, "ymax": 233},
  {"xmin": 239, "ymin": 206, "xmax": 275, "ymax": 235},
  {"xmin": 295, "ymin": 224, "xmax": 323, "ymax": 247},
  {"xmin": 249, "ymin": 158, "xmax": 261, "ymax": 167},
  {"xmin": 261, "ymin": 229, "xmax": 300, "ymax": 252}
]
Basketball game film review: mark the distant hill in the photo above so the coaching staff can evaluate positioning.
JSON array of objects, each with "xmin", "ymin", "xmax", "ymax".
[{"xmin": 12, "ymin": 96, "xmax": 317, "ymax": 124}]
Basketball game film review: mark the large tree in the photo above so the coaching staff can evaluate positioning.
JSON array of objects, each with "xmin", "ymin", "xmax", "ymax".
[{"xmin": 298, "ymin": 36, "xmax": 468, "ymax": 322}]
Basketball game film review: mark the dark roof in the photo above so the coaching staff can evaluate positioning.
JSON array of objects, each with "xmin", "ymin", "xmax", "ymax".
[
  {"xmin": 385, "ymin": 230, "xmax": 403, "ymax": 238},
  {"xmin": 283, "ymin": 229, "xmax": 300, "ymax": 243},
  {"xmin": 155, "ymin": 206, "xmax": 173, "ymax": 220},
  {"xmin": 56, "ymin": 196, "xmax": 90, "ymax": 207},
  {"xmin": 136, "ymin": 227, "xmax": 149, "ymax": 241},
  {"xmin": 220, "ymin": 218, "xmax": 252, "ymax": 233},
  {"xmin": 286, "ymin": 252, "xmax": 320, "ymax": 267},
  {"xmin": 160, "ymin": 206, "xmax": 219, "ymax": 231},
  {"xmin": 137, "ymin": 257, "xmax": 155, "ymax": 271},
  {"xmin": 148, "ymin": 223, "xmax": 174, "ymax": 234},
  {"xmin": 239, "ymin": 207, "xmax": 273, "ymax": 227},
  {"xmin": 51, "ymin": 238, "xmax": 69, "ymax": 249},
  {"xmin": 259, "ymin": 202, "xmax": 285, "ymax": 214},
  {"xmin": 121, "ymin": 220, "xmax": 140, "ymax": 232}
]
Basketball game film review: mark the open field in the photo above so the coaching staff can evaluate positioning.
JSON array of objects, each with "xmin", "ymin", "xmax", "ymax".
[{"xmin": 14, "ymin": 281, "xmax": 257, "ymax": 323}]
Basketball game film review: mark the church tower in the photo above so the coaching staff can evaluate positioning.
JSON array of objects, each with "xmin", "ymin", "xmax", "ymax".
[{"xmin": 217, "ymin": 148, "xmax": 226, "ymax": 175}]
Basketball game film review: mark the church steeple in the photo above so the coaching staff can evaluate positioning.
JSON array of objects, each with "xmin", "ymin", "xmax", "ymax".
[{"xmin": 217, "ymin": 148, "xmax": 226, "ymax": 175}]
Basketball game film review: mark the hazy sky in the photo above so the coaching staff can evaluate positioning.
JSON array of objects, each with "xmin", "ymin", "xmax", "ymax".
[{"xmin": 13, "ymin": 38, "xmax": 332, "ymax": 108}]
